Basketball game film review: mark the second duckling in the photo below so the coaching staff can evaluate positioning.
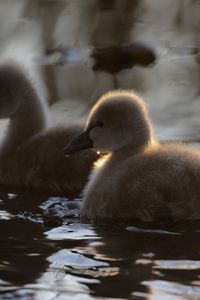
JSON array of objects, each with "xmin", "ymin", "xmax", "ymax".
[
  {"xmin": 0, "ymin": 62, "xmax": 97, "ymax": 196},
  {"xmin": 64, "ymin": 90, "xmax": 200, "ymax": 222}
]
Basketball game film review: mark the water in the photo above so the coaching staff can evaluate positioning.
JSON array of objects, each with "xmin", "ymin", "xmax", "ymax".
[{"xmin": 0, "ymin": 191, "xmax": 200, "ymax": 300}]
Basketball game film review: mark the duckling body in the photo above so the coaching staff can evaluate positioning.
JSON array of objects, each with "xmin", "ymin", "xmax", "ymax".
[
  {"xmin": 82, "ymin": 144, "xmax": 200, "ymax": 222},
  {"xmin": 0, "ymin": 63, "xmax": 97, "ymax": 195},
  {"xmin": 64, "ymin": 91, "xmax": 200, "ymax": 222}
]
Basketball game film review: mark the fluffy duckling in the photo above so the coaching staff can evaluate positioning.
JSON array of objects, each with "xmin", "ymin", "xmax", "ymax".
[
  {"xmin": 0, "ymin": 62, "xmax": 97, "ymax": 196},
  {"xmin": 64, "ymin": 90, "xmax": 200, "ymax": 222}
]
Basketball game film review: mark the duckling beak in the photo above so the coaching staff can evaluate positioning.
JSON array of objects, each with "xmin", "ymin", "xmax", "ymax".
[{"xmin": 64, "ymin": 129, "xmax": 93, "ymax": 155}]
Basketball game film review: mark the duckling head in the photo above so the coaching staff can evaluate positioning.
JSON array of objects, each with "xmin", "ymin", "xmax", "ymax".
[{"xmin": 64, "ymin": 90, "xmax": 153, "ymax": 155}]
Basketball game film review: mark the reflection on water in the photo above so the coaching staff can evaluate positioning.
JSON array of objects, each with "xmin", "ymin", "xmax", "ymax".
[
  {"xmin": 0, "ymin": 0, "xmax": 200, "ymax": 138},
  {"xmin": 0, "ymin": 191, "xmax": 200, "ymax": 300}
]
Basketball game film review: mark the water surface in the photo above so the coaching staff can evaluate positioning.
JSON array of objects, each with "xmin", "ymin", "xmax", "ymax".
[{"xmin": 1, "ymin": 190, "xmax": 200, "ymax": 300}]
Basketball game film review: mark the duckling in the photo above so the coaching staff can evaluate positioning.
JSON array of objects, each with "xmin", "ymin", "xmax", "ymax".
[
  {"xmin": 64, "ymin": 90, "xmax": 200, "ymax": 222},
  {"xmin": 0, "ymin": 62, "xmax": 97, "ymax": 196}
]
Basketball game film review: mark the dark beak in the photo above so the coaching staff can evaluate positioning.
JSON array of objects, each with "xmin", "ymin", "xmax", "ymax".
[{"xmin": 64, "ymin": 129, "xmax": 93, "ymax": 155}]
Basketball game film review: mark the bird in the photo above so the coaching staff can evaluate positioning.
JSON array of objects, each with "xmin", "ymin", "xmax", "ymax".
[
  {"xmin": 64, "ymin": 90, "xmax": 200, "ymax": 223},
  {"xmin": 0, "ymin": 62, "xmax": 97, "ymax": 196}
]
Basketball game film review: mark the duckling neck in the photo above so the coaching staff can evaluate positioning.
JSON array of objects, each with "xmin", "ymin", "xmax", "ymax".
[
  {"xmin": 113, "ymin": 137, "xmax": 154, "ymax": 161},
  {"xmin": 95, "ymin": 142, "xmax": 147, "ymax": 177},
  {"xmin": 1, "ymin": 82, "xmax": 48, "ymax": 156}
]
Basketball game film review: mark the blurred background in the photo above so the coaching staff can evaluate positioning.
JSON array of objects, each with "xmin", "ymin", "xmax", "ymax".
[{"xmin": 0, "ymin": 0, "xmax": 200, "ymax": 140}]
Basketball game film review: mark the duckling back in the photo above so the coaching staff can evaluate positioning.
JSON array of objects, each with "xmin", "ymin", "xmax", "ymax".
[{"xmin": 0, "ymin": 125, "xmax": 97, "ymax": 196}]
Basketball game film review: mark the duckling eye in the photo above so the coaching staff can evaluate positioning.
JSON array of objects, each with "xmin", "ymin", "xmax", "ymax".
[{"xmin": 96, "ymin": 120, "xmax": 104, "ymax": 128}]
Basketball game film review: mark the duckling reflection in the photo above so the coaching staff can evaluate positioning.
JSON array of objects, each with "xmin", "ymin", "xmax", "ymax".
[
  {"xmin": 64, "ymin": 90, "xmax": 200, "ymax": 222},
  {"xmin": 0, "ymin": 62, "xmax": 97, "ymax": 196}
]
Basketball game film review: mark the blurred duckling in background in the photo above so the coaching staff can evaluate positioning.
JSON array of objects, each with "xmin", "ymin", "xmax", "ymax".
[
  {"xmin": 64, "ymin": 90, "xmax": 200, "ymax": 223},
  {"xmin": 0, "ymin": 62, "xmax": 97, "ymax": 196}
]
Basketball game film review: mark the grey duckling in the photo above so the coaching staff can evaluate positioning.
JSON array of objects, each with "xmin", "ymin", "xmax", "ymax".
[
  {"xmin": 64, "ymin": 90, "xmax": 200, "ymax": 222},
  {"xmin": 0, "ymin": 62, "xmax": 97, "ymax": 195}
]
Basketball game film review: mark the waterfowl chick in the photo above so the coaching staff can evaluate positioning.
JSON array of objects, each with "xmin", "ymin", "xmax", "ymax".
[
  {"xmin": 0, "ymin": 62, "xmax": 97, "ymax": 196},
  {"xmin": 64, "ymin": 90, "xmax": 200, "ymax": 222}
]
